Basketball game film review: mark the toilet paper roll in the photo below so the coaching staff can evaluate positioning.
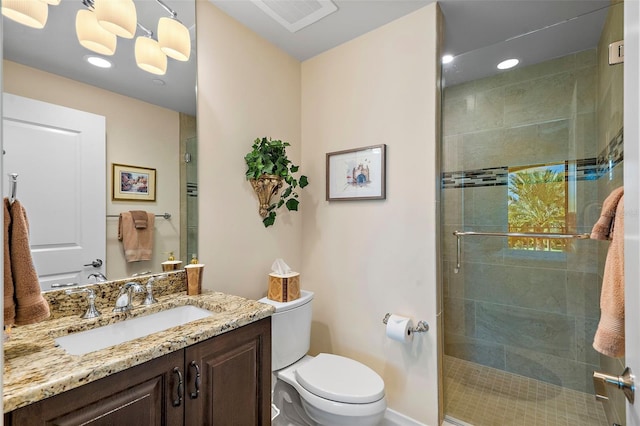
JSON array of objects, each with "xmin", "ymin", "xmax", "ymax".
[{"xmin": 386, "ymin": 314, "xmax": 414, "ymax": 343}]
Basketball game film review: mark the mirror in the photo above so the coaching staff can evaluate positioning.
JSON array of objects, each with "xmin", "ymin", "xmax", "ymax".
[{"xmin": 2, "ymin": 0, "xmax": 197, "ymax": 287}]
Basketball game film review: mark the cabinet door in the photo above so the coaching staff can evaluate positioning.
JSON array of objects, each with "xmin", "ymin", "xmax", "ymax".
[
  {"xmin": 8, "ymin": 351, "xmax": 184, "ymax": 426},
  {"xmin": 185, "ymin": 317, "xmax": 271, "ymax": 425}
]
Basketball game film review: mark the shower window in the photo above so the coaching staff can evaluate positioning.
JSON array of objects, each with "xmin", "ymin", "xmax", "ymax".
[{"xmin": 507, "ymin": 162, "xmax": 573, "ymax": 251}]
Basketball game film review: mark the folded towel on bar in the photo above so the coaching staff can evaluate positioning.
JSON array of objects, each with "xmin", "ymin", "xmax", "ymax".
[
  {"xmin": 4, "ymin": 198, "xmax": 15, "ymax": 326},
  {"xmin": 129, "ymin": 210, "xmax": 148, "ymax": 229},
  {"xmin": 9, "ymin": 199, "xmax": 50, "ymax": 326},
  {"xmin": 118, "ymin": 212, "xmax": 155, "ymax": 262},
  {"xmin": 592, "ymin": 186, "xmax": 625, "ymax": 357}
]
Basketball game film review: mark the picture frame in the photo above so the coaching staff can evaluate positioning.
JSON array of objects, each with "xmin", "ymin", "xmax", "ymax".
[
  {"xmin": 112, "ymin": 163, "xmax": 156, "ymax": 201},
  {"xmin": 326, "ymin": 144, "xmax": 386, "ymax": 201}
]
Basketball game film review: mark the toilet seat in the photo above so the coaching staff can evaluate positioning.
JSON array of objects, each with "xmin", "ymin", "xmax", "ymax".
[{"xmin": 294, "ymin": 353, "xmax": 385, "ymax": 404}]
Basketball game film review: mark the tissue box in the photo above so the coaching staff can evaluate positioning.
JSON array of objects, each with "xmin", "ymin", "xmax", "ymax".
[{"xmin": 268, "ymin": 272, "xmax": 300, "ymax": 302}]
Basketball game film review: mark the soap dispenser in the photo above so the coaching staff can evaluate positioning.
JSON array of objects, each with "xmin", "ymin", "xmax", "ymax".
[
  {"xmin": 161, "ymin": 251, "xmax": 182, "ymax": 271},
  {"xmin": 190, "ymin": 253, "xmax": 199, "ymax": 264}
]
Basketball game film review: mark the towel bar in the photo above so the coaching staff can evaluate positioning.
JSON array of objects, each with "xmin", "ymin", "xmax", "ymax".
[
  {"xmin": 107, "ymin": 213, "xmax": 171, "ymax": 219},
  {"xmin": 452, "ymin": 230, "xmax": 591, "ymax": 273}
]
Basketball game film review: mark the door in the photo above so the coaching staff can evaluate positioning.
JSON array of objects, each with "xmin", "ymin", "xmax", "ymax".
[
  {"xmin": 626, "ymin": 1, "xmax": 640, "ymax": 424},
  {"xmin": 2, "ymin": 93, "xmax": 105, "ymax": 291}
]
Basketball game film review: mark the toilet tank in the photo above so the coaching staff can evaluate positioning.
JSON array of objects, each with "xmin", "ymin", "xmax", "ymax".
[{"xmin": 259, "ymin": 290, "xmax": 314, "ymax": 371}]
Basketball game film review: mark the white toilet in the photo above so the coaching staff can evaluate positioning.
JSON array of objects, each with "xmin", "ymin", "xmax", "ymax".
[{"xmin": 259, "ymin": 290, "xmax": 387, "ymax": 426}]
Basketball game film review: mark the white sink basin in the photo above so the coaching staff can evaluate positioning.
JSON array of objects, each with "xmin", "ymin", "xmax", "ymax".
[{"xmin": 55, "ymin": 305, "xmax": 213, "ymax": 355}]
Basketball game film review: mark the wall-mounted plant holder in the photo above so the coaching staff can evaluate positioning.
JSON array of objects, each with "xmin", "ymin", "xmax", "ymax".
[{"xmin": 250, "ymin": 174, "xmax": 283, "ymax": 218}]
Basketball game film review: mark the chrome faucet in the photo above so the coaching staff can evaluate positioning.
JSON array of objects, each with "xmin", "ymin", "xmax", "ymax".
[
  {"xmin": 88, "ymin": 272, "xmax": 107, "ymax": 283},
  {"xmin": 66, "ymin": 288, "xmax": 101, "ymax": 319},
  {"xmin": 113, "ymin": 282, "xmax": 145, "ymax": 312},
  {"xmin": 142, "ymin": 277, "xmax": 158, "ymax": 306}
]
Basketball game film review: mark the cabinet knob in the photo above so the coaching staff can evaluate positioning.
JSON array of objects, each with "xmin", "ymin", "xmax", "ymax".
[
  {"xmin": 172, "ymin": 367, "xmax": 184, "ymax": 407},
  {"xmin": 190, "ymin": 361, "xmax": 201, "ymax": 399}
]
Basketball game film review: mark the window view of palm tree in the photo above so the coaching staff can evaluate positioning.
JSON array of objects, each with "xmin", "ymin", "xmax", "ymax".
[{"xmin": 508, "ymin": 163, "xmax": 569, "ymax": 251}]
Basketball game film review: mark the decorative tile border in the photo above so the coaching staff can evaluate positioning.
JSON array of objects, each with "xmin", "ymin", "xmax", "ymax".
[{"xmin": 442, "ymin": 128, "xmax": 623, "ymax": 189}]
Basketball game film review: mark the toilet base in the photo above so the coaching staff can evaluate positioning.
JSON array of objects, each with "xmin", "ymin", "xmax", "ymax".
[{"xmin": 273, "ymin": 380, "xmax": 316, "ymax": 425}]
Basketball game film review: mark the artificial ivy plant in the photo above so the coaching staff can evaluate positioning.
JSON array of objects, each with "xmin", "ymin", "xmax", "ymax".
[{"xmin": 245, "ymin": 137, "xmax": 309, "ymax": 227}]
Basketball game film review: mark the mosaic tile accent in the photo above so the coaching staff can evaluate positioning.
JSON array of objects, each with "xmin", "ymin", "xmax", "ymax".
[
  {"xmin": 596, "ymin": 127, "xmax": 624, "ymax": 177},
  {"xmin": 442, "ymin": 128, "xmax": 622, "ymax": 189}
]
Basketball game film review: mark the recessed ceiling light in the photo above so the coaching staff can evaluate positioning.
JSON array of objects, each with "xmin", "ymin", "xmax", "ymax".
[
  {"xmin": 497, "ymin": 58, "xmax": 519, "ymax": 70},
  {"xmin": 442, "ymin": 54, "xmax": 454, "ymax": 64},
  {"xmin": 85, "ymin": 55, "xmax": 112, "ymax": 68}
]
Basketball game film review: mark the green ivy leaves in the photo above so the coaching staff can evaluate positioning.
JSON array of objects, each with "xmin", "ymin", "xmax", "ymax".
[{"xmin": 245, "ymin": 137, "xmax": 309, "ymax": 227}]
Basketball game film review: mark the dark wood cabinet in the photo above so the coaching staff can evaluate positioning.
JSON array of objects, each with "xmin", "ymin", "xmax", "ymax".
[
  {"xmin": 6, "ymin": 317, "xmax": 271, "ymax": 426},
  {"xmin": 185, "ymin": 316, "xmax": 272, "ymax": 425}
]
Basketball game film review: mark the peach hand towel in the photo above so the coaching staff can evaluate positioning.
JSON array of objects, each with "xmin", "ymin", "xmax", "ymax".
[
  {"xmin": 9, "ymin": 199, "xmax": 50, "ymax": 325},
  {"xmin": 592, "ymin": 187, "xmax": 625, "ymax": 357},
  {"xmin": 3, "ymin": 198, "xmax": 15, "ymax": 326},
  {"xmin": 130, "ymin": 210, "xmax": 148, "ymax": 229},
  {"xmin": 118, "ymin": 212, "xmax": 155, "ymax": 262},
  {"xmin": 591, "ymin": 186, "xmax": 624, "ymax": 240}
]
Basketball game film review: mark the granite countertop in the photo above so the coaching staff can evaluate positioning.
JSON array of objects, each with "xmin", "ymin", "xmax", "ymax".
[{"xmin": 3, "ymin": 277, "xmax": 274, "ymax": 413}]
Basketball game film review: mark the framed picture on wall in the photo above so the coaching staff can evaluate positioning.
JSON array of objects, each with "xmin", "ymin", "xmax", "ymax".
[
  {"xmin": 326, "ymin": 144, "xmax": 386, "ymax": 201},
  {"xmin": 112, "ymin": 163, "xmax": 156, "ymax": 201}
]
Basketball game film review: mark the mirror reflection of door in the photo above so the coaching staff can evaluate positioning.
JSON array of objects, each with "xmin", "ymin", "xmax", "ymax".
[{"xmin": 3, "ymin": 93, "xmax": 106, "ymax": 291}]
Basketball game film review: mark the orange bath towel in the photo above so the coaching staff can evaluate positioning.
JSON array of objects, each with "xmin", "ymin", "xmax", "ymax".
[
  {"xmin": 9, "ymin": 199, "xmax": 50, "ymax": 325},
  {"xmin": 592, "ymin": 187, "xmax": 625, "ymax": 357},
  {"xmin": 4, "ymin": 198, "xmax": 15, "ymax": 326},
  {"xmin": 130, "ymin": 210, "xmax": 148, "ymax": 229},
  {"xmin": 118, "ymin": 212, "xmax": 155, "ymax": 262}
]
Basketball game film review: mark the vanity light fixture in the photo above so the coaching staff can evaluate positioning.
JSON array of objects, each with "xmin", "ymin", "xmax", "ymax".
[
  {"xmin": 94, "ymin": 0, "xmax": 137, "ymax": 39},
  {"xmin": 2, "ymin": 0, "xmax": 49, "ymax": 29},
  {"xmin": 85, "ymin": 55, "xmax": 113, "ymax": 68},
  {"xmin": 442, "ymin": 54, "xmax": 454, "ymax": 64},
  {"xmin": 497, "ymin": 58, "xmax": 519, "ymax": 70},
  {"xmin": 135, "ymin": 23, "xmax": 167, "ymax": 76},
  {"xmin": 155, "ymin": 0, "xmax": 191, "ymax": 61},
  {"xmin": 157, "ymin": 16, "xmax": 191, "ymax": 61},
  {"xmin": 76, "ymin": 9, "xmax": 117, "ymax": 56}
]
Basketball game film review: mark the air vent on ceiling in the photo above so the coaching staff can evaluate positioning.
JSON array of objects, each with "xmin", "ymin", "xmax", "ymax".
[{"xmin": 251, "ymin": 0, "xmax": 338, "ymax": 33}]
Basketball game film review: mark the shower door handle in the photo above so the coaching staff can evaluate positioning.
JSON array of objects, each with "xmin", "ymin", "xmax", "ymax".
[{"xmin": 593, "ymin": 367, "xmax": 635, "ymax": 404}]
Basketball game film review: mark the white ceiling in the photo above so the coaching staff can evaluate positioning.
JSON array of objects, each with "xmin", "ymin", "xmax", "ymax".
[{"xmin": 2, "ymin": 0, "xmax": 613, "ymax": 114}]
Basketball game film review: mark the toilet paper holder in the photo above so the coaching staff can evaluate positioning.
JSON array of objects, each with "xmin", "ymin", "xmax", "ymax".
[{"xmin": 382, "ymin": 313, "xmax": 429, "ymax": 333}]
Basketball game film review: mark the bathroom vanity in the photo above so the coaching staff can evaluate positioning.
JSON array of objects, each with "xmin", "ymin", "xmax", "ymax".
[{"xmin": 2, "ymin": 274, "xmax": 273, "ymax": 425}]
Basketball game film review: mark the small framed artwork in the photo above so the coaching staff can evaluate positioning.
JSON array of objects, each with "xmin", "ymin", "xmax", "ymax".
[
  {"xmin": 326, "ymin": 144, "xmax": 386, "ymax": 201},
  {"xmin": 112, "ymin": 163, "xmax": 156, "ymax": 201}
]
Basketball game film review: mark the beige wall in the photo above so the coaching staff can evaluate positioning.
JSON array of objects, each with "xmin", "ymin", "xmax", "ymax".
[
  {"xmin": 195, "ymin": 0, "xmax": 302, "ymax": 300},
  {"xmin": 196, "ymin": 2, "xmax": 440, "ymax": 423},
  {"xmin": 300, "ymin": 5, "xmax": 441, "ymax": 424},
  {"xmin": 3, "ymin": 60, "xmax": 181, "ymax": 280}
]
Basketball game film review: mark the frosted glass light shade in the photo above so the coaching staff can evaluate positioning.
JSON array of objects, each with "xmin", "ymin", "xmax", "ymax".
[
  {"xmin": 157, "ymin": 17, "xmax": 191, "ymax": 61},
  {"xmin": 42, "ymin": 0, "xmax": 60, "ymax": 5},
  {"xmin": 2, "ymin": 0, "xmax": 48, "ymax": 29},
  {"xmin": 135, "ymin": 37, "xmax": 167, "ymax": 75},
  {"xmin": 76, "ymin": 9, "xmax": 117, "ymax": 56},
  {"xmin": 95, "ymin": 0, "xmax": 137, "ymax": 39}
]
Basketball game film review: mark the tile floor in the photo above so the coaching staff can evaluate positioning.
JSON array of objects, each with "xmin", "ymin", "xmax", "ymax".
[{"xmin": 444, "ymin": 356, "xmax": 608, "ymax": 426}]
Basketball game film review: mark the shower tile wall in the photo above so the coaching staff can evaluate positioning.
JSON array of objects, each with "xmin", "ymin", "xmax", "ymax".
[{"xmin": 442, "ymin": 50, "xmax": 603, "ymax": 394}]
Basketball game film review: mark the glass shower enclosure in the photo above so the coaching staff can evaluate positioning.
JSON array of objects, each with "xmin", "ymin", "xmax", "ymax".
[{"xmin": 441, "ymin": 3, "xmax": 624, "ymax": 425}]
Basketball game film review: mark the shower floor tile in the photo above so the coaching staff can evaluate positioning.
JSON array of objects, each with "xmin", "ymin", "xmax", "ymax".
[{"xmin": 444, "ymin": 356, "xmax": 608, "ymax": 426}]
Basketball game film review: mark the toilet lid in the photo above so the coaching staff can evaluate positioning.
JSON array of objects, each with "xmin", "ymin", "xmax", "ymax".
[{"xmin": 294, "ymin": 353, "xmax": 385, "ymax": 404}]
